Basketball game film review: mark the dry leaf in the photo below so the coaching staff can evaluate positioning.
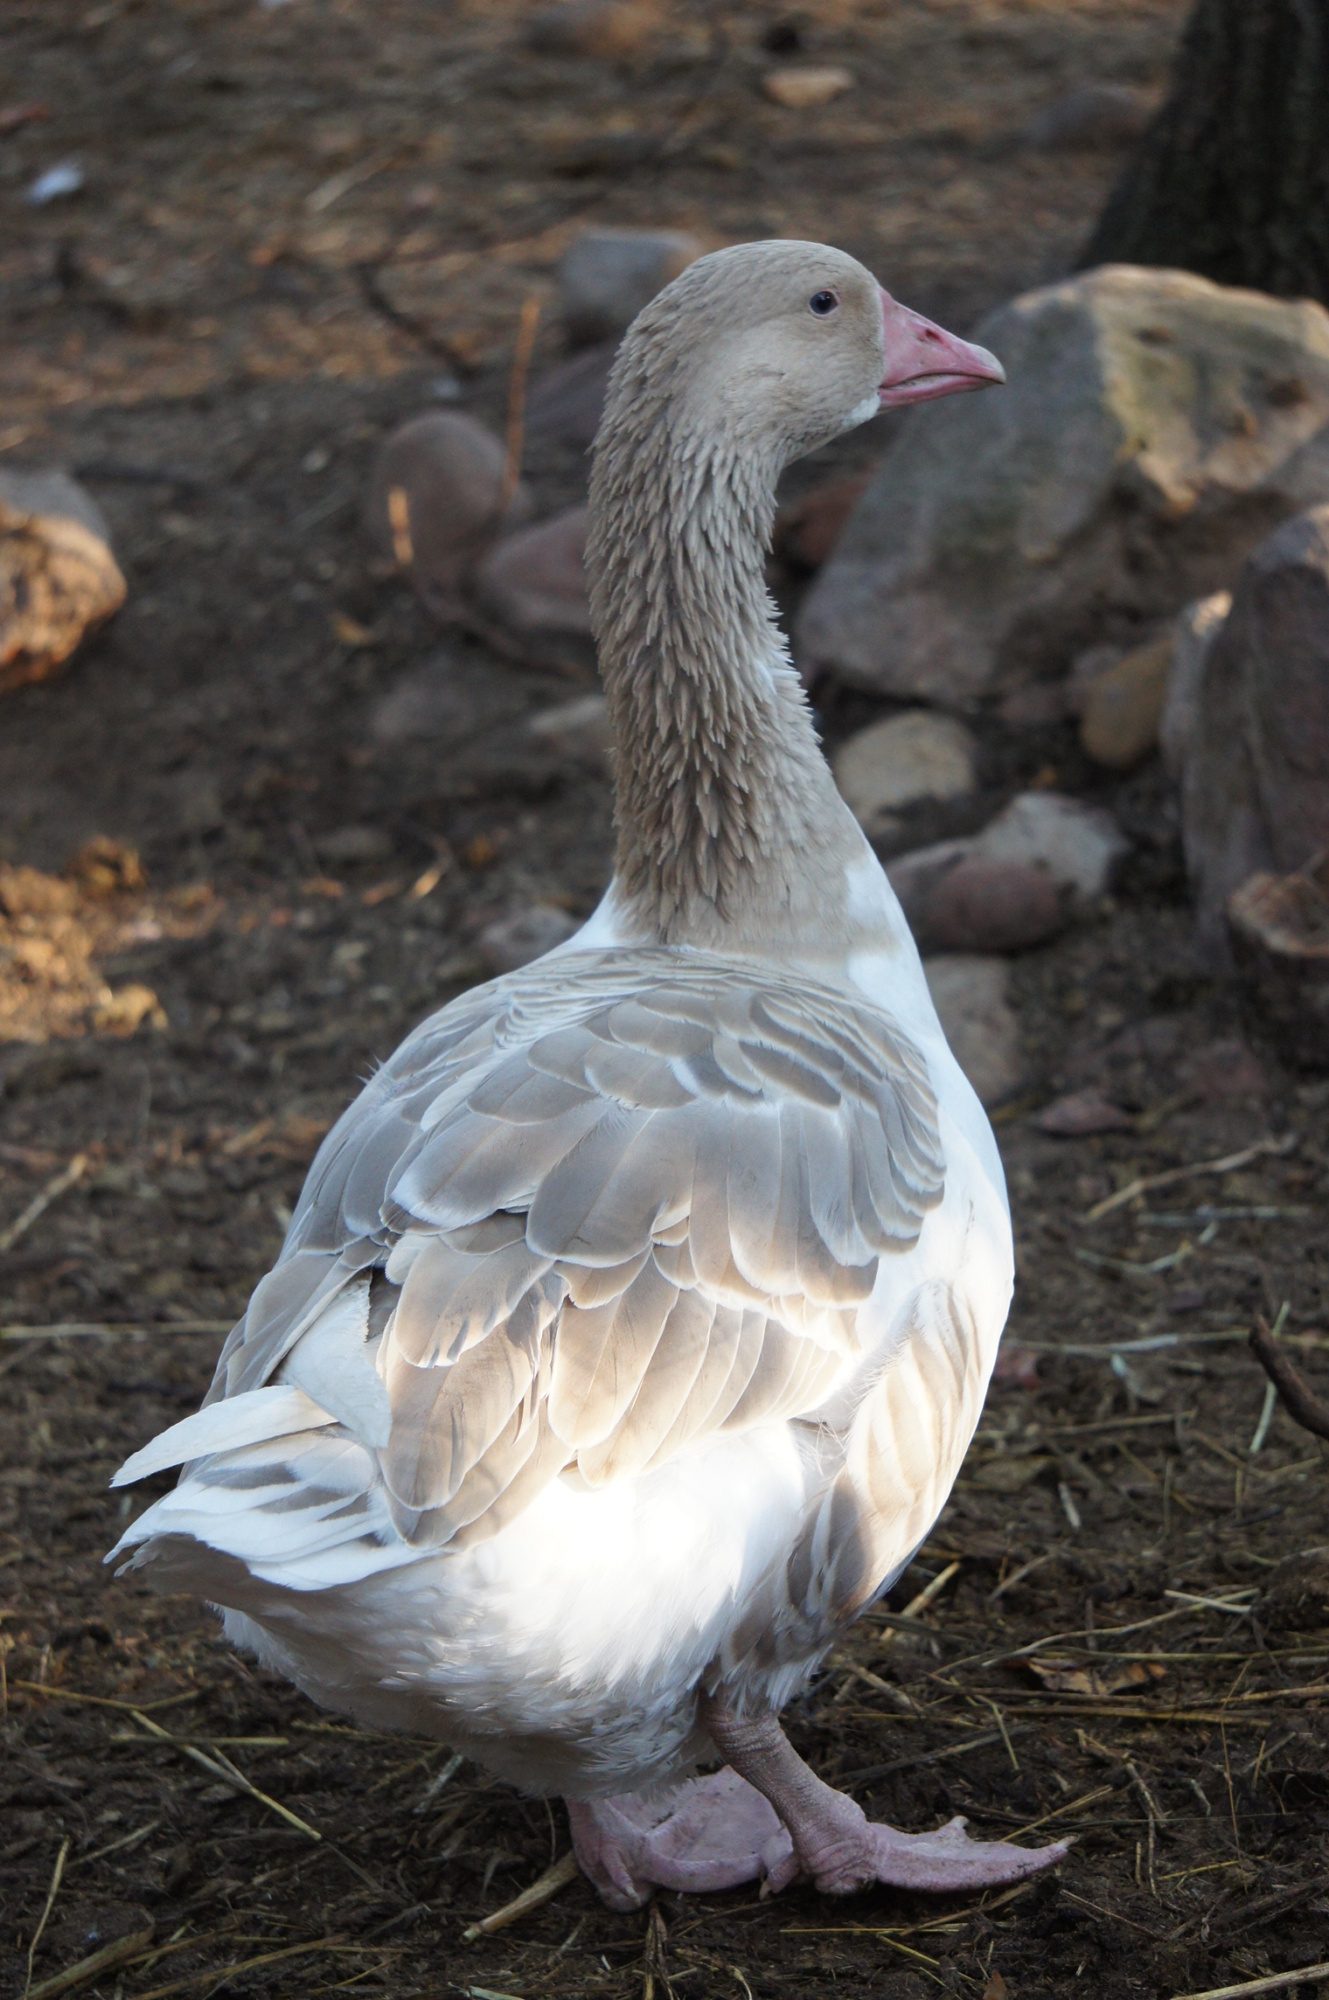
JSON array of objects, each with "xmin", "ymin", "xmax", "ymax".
[{"xmin": 1023, "ymin": 1657, "xmax": 1166, "ymax": 1697}]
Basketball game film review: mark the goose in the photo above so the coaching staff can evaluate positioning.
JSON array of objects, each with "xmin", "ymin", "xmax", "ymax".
[{"xmin": 110, "ymin": 241, "xmax": 1068, "ymax": 1907}]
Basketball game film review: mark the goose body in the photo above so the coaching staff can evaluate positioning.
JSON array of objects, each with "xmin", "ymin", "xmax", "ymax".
[{"xmin": 113, "ymin": 243, "xmax": 1066, "ymax": 1903}]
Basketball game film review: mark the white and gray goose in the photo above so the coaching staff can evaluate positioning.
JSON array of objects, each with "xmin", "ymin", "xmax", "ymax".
[{"xmin": 111, "ymin": 241, "xmax": 1067, "ymax": 1906}]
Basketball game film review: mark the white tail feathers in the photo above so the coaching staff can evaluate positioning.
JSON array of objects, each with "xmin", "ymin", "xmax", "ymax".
[{"xmin": 110, "ymin": 1384, "xmax": 335, "ymax": 1488}]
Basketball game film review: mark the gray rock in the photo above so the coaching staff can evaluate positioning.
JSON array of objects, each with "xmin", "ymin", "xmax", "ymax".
[
  {"xmin": 797, "ymin": 266, "xmax": 1329, "ymax": 705},
  {"xmin": 474, "ymin": 505, "xmax": 593, "ymax": 674},
  {"xmin": 365, "ymin": 413, "xmax": 527, "ymax": 620},
  {"xmin": 924, "ymin": 955, "xmax": 1026, "ymax": 1106},
  {"xmin": 478, "ymin": 903, "xmax": 580, "ymax": 974},
  {"xmin": 889, "ymin": 792, "xmax": 1126, "ymax": 954},
  {"xmin": 526, "ymin": 692, "xmax": 611, "ymax": 766},
  {"xmin": 1160, "ymin": 591, "xmax": 1230, "ymax": 779},
  {"xmin": 1022, "ymin": 83, "xmax": 1156, "ymax": 153},
  {"xmin": 1175, "ymin": 506, "xmax": 1329, "ymax": 950},
  {"xmin": 0, "ymin": 468, "xmax": 126, "ymax": 695},
  {"xmin": 832, "ymin": 708, "xmax": 976, "ymax": 835},
  {"xmin": 558, "ymin": 228, "xmax": 703, "ymax": 347},
  {"xmin": 526, "ymin": 343, "xmax": 615, "ymax": 452}
]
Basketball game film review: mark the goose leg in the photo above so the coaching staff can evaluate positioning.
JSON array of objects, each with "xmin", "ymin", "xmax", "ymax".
[
  {"xmin": 702, "ymin": 1697, "xmax": 1070, "ymax": 1897},
  {"xmin": 565, "ymin": 1767, "xmax": 784, "ymax": 1910}
]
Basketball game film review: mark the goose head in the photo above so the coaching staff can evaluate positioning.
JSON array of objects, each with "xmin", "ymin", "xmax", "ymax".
[{"xmin": 599, "ymin": 239, "xmax": 1005, "ymax": 477}]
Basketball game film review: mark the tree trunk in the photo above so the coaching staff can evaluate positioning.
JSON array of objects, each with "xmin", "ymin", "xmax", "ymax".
[{"xmin": 1079, "ymin": 0, "xmax": 1329, "ymax": 305}]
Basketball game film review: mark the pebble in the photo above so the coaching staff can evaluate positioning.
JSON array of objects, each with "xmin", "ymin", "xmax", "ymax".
[
  {"xmin": 1034, "ymin": 1089, "xmax": 1133, "ymax": 1137},
  {"xmin": 1079, "ymin": 631, "xmax": 1173, "ymax": 769},
  {"xmin": 526, "ymin": 344, "xmax": 616, "ymax": 452},
  {"xmin": 924, "ymin": 955, "xmax": 1025, "ymax": 1106},
  {"xmin": 474, "ymin": 505, "xmax": 593, "ymax": 675},
  {"xmin": 478, "ymin": 903, "xmax": 581, "ymax": 975},
  {"xmin": 976, "ymin": 792, "xmax": 1127, "ymax": 907},
  {"xmin": 833, "ymin": 708, "xmax": 976, "ymax": 835},
  {"xmin": 905, "ymin": 855, "xmax": 1064, "ymax": 954},
  {"xmin": 557, "ymin": 229, "xmax": 703, "ymax": 347},
  {"xmin": 762, "ymin": 65, "xmax": 854, "ymax": 109},
  {"xmin": 364, "ymin": 413, "xmax": 526, "ymax": 621},
  {"xmin": 1021, "ymin": 83, "xmax": 1155, "ymax": 152}
]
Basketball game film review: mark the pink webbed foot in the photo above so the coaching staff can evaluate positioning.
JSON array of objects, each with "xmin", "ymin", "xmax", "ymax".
[
  {"xmin": 761, "ymin": 1795, "xmax": 1069, "ymax": 1898},
  {"xmin": 566, "ymin": 1768, "xmax": 784, "ymax": 1911}
]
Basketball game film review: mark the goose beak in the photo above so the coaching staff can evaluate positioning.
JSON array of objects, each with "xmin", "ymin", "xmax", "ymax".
[{"xmin": 878, "ymin": 289, "xmax": 1005, "ymax": 409}]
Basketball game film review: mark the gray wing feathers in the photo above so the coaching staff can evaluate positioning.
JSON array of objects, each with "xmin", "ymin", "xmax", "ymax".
[{"xmin": 202, "ymin": 947, "xmax": 946, "ymax": 1553}]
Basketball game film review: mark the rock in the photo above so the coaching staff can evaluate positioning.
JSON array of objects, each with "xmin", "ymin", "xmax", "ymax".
[
  {"xmin": 1174, "ymin": 506, "xmax": 1329, "ymax": 948},
  {"xmin": 365, "ymin": 413, "xmax": 526, "ymax": 621},
  {"xmin": 317, "ymin": 823, "xmax": 395, "ymax": 866},
  {"xmin": 889, "ymin": 792, "xmax": 1126, "ymax": 953},
  {"xmin": 832, "ymin": 708, "xmax": 976, "ymax": 835},
  {"xmin": 971, "ymin": 791, "xmax": 1127, "ymax": 905},
  {"xmin": 904, "ymin": 856, "xmax": 1064, "ymax": 954},
  {"xmin": 1160, "ymin": 591, "xmax": 1230, "ymax": 778},
  {"xmin": 526, "ymin": 692, "xmax": 611, "ymax": 767},
  {"xmin": 776, "ymin": 469, "xmax": 873, "ymax": 570},
  {"xmin": 526, "ymin": 343, "xmax": 615, "ymax": 452},
  {"xmin": 474, "ymin": 505, "xmax": 593, "ymax": 674},
  {"xmin": 1227, "ymin": 857, "xmax": 1329, "ymax": 1070},
  {"xmin": 0, "ymin": 469, "xmax": 126, "ymax": 694},
  {"xmin": 797, "ymin": 266, "xmax": 1329, "ymax": 705},
  {"xmin": 1079, "ymin": 631, "xmax": 1173, "ymax": 769},
  {"xmin": 924, "ymin": 955, "xmax": 1026, "ymax": 1106},
  {"xmin": 1035, "ymin": 1088, "xmax": 1133, "ymax": 1136},
  {"xmin": 762, "ymin": 65, "xmax": 854, "ymax": 109},
  {"xmin": 524, "ymin": 0, "xmax": 660, "ymax": 58},
  {"xmin": 1022, "ymin": 83, "xmax": 1156, "ymax": 152},
  {"xmin": 557, "ymin": 229, "xmax": 703, "ymax": 347},
  {"xmin": 478, "ymin": 903, "xmax": 580, "ymax": 974}
]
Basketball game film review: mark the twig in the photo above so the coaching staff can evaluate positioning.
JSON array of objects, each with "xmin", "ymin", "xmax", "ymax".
[
  {"xmin": 1168, "ymin": 1964, "xmax": 1329, "ymax": 2000},
  {"xmin": 460, "ymin": 1849, "xmax": 579, "ymax": 1942},
  {"xmin": 27, "ymin": 1928, "xmax": 154, "ymax": 2000},
  {"xmin": 501, "ymin": 293, "xmax": 542, "ymax": 513},
  {"xmin": 1249, "ymin": 1312, "xmax": 1329, "ymax": 1443},
  {"xmin": 878, "ymin": 1560, "xmax": 961, "ymax": 1650},
  {"xmin": 0, "ymin": 1153, "xmax": 87, "ymax": 1257},
  {"xmin": 23, "ymin": 1837, "xmax": 71, "ymax": 1998},
  {"xmin": 129, "ymin": 1709, "xmax": 322, "ymax": 1842},
  {"xmin": 1083, "ymin": 1136, "xmax": 1297, "ymax": 1223}
]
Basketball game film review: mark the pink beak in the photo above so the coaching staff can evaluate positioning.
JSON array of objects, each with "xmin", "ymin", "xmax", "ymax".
[{"xmin": 878, "ymin": 289, "xmax": 1005, "ymax": 409}]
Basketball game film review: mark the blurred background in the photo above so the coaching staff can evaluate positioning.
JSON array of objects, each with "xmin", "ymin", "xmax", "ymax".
[{"xmin": 5, "ymin": 5, "xmax": 1329, "ymax": 1999}]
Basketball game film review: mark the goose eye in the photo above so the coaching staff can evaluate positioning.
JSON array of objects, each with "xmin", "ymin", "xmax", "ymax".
[{"xmin": 808, "ymin": 289, "xmax": 839, "ymax": 318}]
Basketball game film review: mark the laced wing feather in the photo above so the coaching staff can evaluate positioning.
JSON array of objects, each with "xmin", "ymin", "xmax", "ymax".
[{"xmin": 189, "ymin": 945, "xmax": 945, "ymax": 1556}]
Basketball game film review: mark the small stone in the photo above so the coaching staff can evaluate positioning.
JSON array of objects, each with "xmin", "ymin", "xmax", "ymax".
[
  {"xmin": 1035, "ymin": 1088, "xmax": 1133, "ymax": 1136},
  {"xmin": 762, "ymin": 65, "xmax": 854, "ymax": 109},
  {"xmin": 1021, "ymin": 83, "xmax": 1156, "ymax": 153},
  {"xmin": 924, "ymin": 954, "xmax": 1026, "ymax": 1106},
  {"xmin": 478, "ymin": 903, "xmax": 580, "ymax": 974},
  {"xmin": 557, "ymin": 228, "xmax": 703, "ymax": 347},
  {"xmin": 833, "ymin": 709, "xmax": 976, "ymax": 834},
  {"xmin": 364, "ymin": 413, "xmax": 526, "ymax": 621},
  {"xmin": 976, "ymin": 792, "xmax": 1126, "ymax": 907},
  {"xmin": 92, "ymin": 983, "xmax": 166, "ymax": 1036},
  {"xmin": 318, "ymin": 823, "xmax": 395, "ymax": 866},
  {"xmin": 0, "ymin": 469, "xmax": 126, "ymax": 695},
  {"xmin": 1227, "ymin": 857, "xmax": 1329, "ymax": 1071},
  {"xmin": 526, "ymin": 344, "xmax": 616, "ymax": 452},
  {"xmin": 526, "ymin": 692, "xmax": 611, "ymax": 767},
  {"xmin": 776, "ymin": 469, "xmax": 872, "ymax": 571},
  {"xmin": 1079, "ymin": 631, "xmax": 1173, "ymax": 769},
  {"xmin": 524, "ymin": 0, "xmax": 660, "ymax": 59},
  {"xmin": 474, "ymin": 505, "xmax": 593, "ymax": 675},
  {"xmin": 906, "ymin": 855, "xmax": 1065, "ymax": 953}
]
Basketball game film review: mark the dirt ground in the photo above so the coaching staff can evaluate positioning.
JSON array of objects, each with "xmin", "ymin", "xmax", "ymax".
[{"xmin": 3, "ymin": 2, "xmax": 1328, "ymax": 1996}]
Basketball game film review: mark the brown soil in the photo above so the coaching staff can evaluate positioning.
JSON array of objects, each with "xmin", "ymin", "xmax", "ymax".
[{"xmin": 3, "ymin": 4, "xmax": 1328, "ymax": 1997}]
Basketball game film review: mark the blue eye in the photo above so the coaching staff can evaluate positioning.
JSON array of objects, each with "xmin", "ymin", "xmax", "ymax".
[{"xmin": 809, "ymin": 290, "xmax": 839, "ymax": 317}]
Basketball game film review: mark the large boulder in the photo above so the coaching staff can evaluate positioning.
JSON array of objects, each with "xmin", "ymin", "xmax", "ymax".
[
  {"xmin": 1172, "ymin": 505, "xmax": 1329, "ymax": 952},
  {"xmin": 797, "ymin": 266, "xmax": 1329, "ymax": 706}
]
